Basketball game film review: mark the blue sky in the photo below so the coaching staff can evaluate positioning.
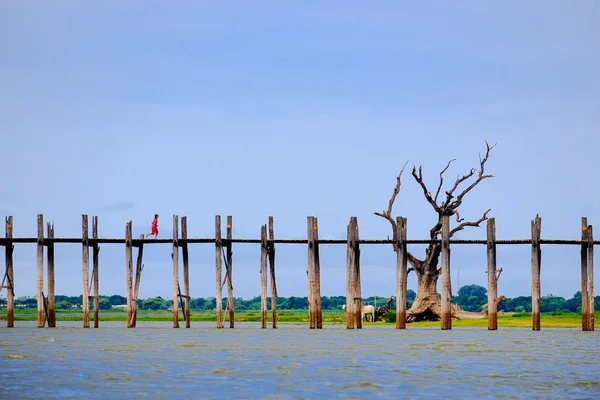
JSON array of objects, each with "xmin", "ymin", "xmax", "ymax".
[{"xmin": 1, "ymin": 1, "xmax": 599, "ymax": 301}]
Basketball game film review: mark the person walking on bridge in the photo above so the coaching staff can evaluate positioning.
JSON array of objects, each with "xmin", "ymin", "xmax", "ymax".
[{"xmin": 146, "ymin": 214, "xmax": 159, "ymax": 239}]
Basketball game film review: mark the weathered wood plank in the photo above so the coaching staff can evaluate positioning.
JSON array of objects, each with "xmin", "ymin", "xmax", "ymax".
[
  {"xmin": 487, "ymin": 218, "xmax": 497, "ymax": 330},
  {"xmin": 226, "ymin": 215, "xmax": 234, "ymax": 328},
  {"xmin": 396, "ymin": 216, "xmax": 407, "ymax": 329},
  {"xmin": 182, "ymin": 216, "xmax": 191, "ymax": 328},
  {"xmin": 353, "ymin": 218, "xmax": 362, "ymax": 329},
  {"xmin": 440, "ymin": 214, "xmax": 452, "ymax": 330},
  {"xmin": 5, "ymin": 216, "xmax": 14, "ymax": 328},
  {"xmin": 587, "ymin": 225, "xmax": 594, "ymax": 331},
  {"xmin": 37, "ymin": 214, "xmax": 44, "ymax": 328},
  {"xmin": 125, "ymin": 221, "xmax": 133, "ymax": 328},
  {"xmin": 531, "ymin": 215, "xmax": 542, "ymax": 331},
  {"xmin": 313, "ymin": 217, "xmax": 323, "ymax": 329},
  {"xmin": 345, "ymin": 218, "xmax": 355, "ymax": 329},
  {"xmin": 47, "ymin": 222, "xmax": 56, "ymax": 328},
  {"xmin": 581, "ymin": 217, "xmax": 589, "ymax": 331},
  {"xmin": 92, "ymin": 216, "xmax": 99, "ymax": 328},
  {"xmin": 172, "ymin": 215, "xmax": 179, "ymax": 328},
  {"xmin": 215, "ymin": 215, "xmax": 223, "ymax": 328},
  {"xmin": 307, "ymin": 216, "xmax": 315, "ymax": 328},
  {"xmin": 82, "ymin": 215, "xmax": 90, "ymax": 328},
  {"xmin": 260, "ymin": 224, "xmax": 268, "ymax": 329},
  {"xmin": 132, "ymin": 234, "xmax": 145, "ymax": 328},
  {"xmin": 268, "ymin": 216, "xmax": 277, "ymax": 329},
  {"xmin": 306, "ymin": 217, "xmax": 322, "ymax": 329}
]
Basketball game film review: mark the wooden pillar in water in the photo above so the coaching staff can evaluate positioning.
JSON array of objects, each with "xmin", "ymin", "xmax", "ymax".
[
  {"xmin": 5, "ymin": 216, "xmax": 14, "ymax": 328},
  {"xmin": 172, "ymin": 215, "xmax": 179, "ymax": 328},
  {"xmin": 260, "ymin": 224, "xmax": 268, "ymax": 329},
  {"xmin": 354, "ymin": 218, "xmax": 361, "ymax": 329},
  {"xmin": 440, "ymin": 214, "xmax": 452, "ymax": 330},
  {"xmin": 226, "ymin": 216, "xmax": 234, "ymax": 328},
  {"xmin": 487, "ymin": 218, "xmax": 498, "ymax": 330},
  {"xmin": 125, "ymin": 221, "xmax": 133, "ymax": 328},
  {"xmin": 215, "ymin": 215, "xmax": 223, "ymax": 328},
  {"xmin": 314, "ymin": 218, "xmax": 322, "ymax": 329},
  {"xmin": 346, "ymin": 217, "xmax": 361, "ymax": 329},
  {"xmin": 47, "ymin": 222, "xmax": 56, "ymax": 328},
  {"xmin": 92, "ymin": 216, "xmax": 99, "ymax": 328},
  {"xmin": 581, "ymin": 217, "xmax": 589, "ymax": 331},
  {"xmin": 182, "ymin": 216, "xmax": 191, "ymax": 328},
  {"xmin": 82, "ymin": 215, "xmax": 90, "ymax": 328},
  {"xmin": 345, "ymin": 218, "xmax": 355, "ymax": 329},
  {"xmin": 396, "ymin": 216, "xmax": 407, "ymax": 329},
  {"xmin": 37, "ymin": 214, "xmax": 44, "ymax": 328},
  {"xmin": 307, "ymin": 217, "xmax": 315, "ymax": 327},
  {"xmin": 132, "ymin": 234, "xmax": 145, "ymax": 328},
  {"xmin": 307, "ymin": 216, "xmax": 323, "ymax": 329},
  {"xmin": 531, "ymin": 215, "xmax": 542, "ymax": 331},
  {"xmin": 587, "ymin": 225, "xmax": 594, "ymax": 331},
  {"xmin": 268, "ymin": 216, "xmax": 278, "ymax": 329}
]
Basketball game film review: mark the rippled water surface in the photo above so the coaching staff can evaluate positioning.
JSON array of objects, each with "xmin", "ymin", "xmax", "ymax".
[{"xmin": 1, "ymin": 322, "xmax": 600, "ymax": 399}]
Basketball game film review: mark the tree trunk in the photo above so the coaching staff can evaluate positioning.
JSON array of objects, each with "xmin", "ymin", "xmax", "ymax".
[{"xmin": 407, "ymin": 272, "xmax": 442, "ymax": 322}]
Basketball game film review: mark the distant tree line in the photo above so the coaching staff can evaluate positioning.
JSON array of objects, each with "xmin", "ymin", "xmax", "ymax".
[
  {"xmin": 2, "ymin": 286, "xmax": 599, "ymax": 313},
  {"xmin": 453, "ymin": 284, "xmax": 600, "ymax": 313}
]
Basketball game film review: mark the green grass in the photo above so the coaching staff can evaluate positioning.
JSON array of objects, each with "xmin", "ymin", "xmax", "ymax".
[{"xmin": 1, "ymin": 309, "xmax": 599, "ymax": 328}]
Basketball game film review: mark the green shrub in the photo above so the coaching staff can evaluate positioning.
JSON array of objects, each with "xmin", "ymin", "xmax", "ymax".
[
  {"xmin": 512, "ymin": 312, "xmax": 531, "ymax": 318},
  {"xmin": 386, "ymin": 311, "xmax": 396, "ymax": 323}
]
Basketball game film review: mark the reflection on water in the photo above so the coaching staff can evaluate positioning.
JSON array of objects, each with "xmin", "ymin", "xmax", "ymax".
[{"xmin": 1, "ymin": 322, "xmax": 599, "ymax": 399}]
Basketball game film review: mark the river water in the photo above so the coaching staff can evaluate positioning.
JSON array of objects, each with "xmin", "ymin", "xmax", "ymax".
[{"xmin": 1, "ymin": 322, "xmax": 599, "ymax": 399}]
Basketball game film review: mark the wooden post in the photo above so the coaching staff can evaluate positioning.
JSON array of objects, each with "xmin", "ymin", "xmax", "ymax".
[
  {"xmin": 47, "ymin": 222, "xmax": 56, "ymax": 328},
  {"xmin": 581, "ymin": 217, "xmax": 589, "ymax": 331},
  {"xmin": 215, "ymin": 215, "xmax": 223, "ymax": 328},
  {"xmin": 345, "ymin": 217, "xmax": 361, "ymax": 329},
  {"xmin": 345, "ymin": 218, "xmax": 355, "ymax": 329},
  {"xmin": 440, "ymin": 214, "xmax": 452, "ymax": 330},
  {"xmin": 5, "ymin": 216, "xmax": 14, "ymax": 328},
  {"xmin": 396, "ymin": 216, "xmax": 407, "ymax": 329},
  {"xmin": 37, "ymin": 214, "xmax": 44, "ymax": 328},
  {"xmin": 125, "ymin": 221, "xmax": 133, "ymax": 328},
  {"xmin": 487, "ymin": 218, "xmax": 498, "ymax": 330},
  {"xmin": 82, "ymin": 215, "xmax": 90, "ymax": 328},
  {"xmin": 314, "ymin": 217, "xmax": 323, "ymax": 329},
  {"xmin": 307, "ymin": 217, "xmax": 322, "ymax": 329},
  {"xmin": 226, "ymin": 215, "xmax": 234, "ymax": 328},
  {"xmin": 587, "ymin": 225, "xmax": 594, "ymax": 331},
  {"xmin": 307, "ymin": 216, "xmax": 315, "ymax": 328},
  {"xmin": 531, "ymin": 215, "xmax": 542, "ymax": 331},
  {"xmin": 172, "ymin": 215, "xmax": 179, "ymax": 328},
  {"xmin": 260, "ymin": 224, "xmax": 268, "ymax": 329},
  {"xmin": 131, "ymin": 234, "xmax": 145, "ymax": 328},
  {"xmin": 268, "ymin": 216, "xmax": 277, "ymax": 329},
  {"xmin": 354, "ymin": 218, "xmax": 361, "ymax": 329},
  {"xmin": 182, "ymin": 216, "xmax": 191, "ymax": 328},
  {"xmin": 92, "ymin": 216, "xmax": 99, "ymax": 328}
]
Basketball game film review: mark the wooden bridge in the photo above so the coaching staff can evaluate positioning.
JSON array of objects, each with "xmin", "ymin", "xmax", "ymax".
[{"xmin": 0, "ymin": 214, "xmax": 596, "ymax": 331}]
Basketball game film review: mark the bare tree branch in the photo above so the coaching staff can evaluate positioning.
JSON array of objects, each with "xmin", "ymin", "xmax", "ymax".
[
  {"xmin": 407, "ymin": 252, "xmax": 421, "ymax": 271},
  {"xmin": 447, "ymin": 141, "xmax": 497, "ymax": 210},
  {"xmin": 411, "ymin": 165, "xmax": 441, "ymax": 213},
  {"xmin": 375, "ymin": 160, "xmax": 409, "ymax": 249},
  {"xmin": 407, "ymin": 267, "xmax": 415, "ymax": 275},
  {"xmin": 434, "ymin": 159, "xmax": 455, "ymax": 204},
  {"xmin": 443, "ymin": 169, "xmax": 476, "ymax": 208},
  {"xmin": 429, "ymin": 219, "xmax": 442, "ymax": 240},
  {"xmin": 450, "ymin": 209, "xmax": 491, "ymax": 237},
  {"xmin": 496, "ymin": 268, "xmax": 503, "ymax": 281}
]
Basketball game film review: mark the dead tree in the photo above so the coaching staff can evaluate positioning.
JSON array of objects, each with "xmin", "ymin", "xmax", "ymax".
[{"xmin": 375, "ymin": 141, "xmax": 496, "ymax": 322}]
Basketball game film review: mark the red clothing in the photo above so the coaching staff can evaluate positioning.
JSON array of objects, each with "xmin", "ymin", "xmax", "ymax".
[{"xmin": 151, "ymin": 219, "xmax": 158, "ymax": 234}]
